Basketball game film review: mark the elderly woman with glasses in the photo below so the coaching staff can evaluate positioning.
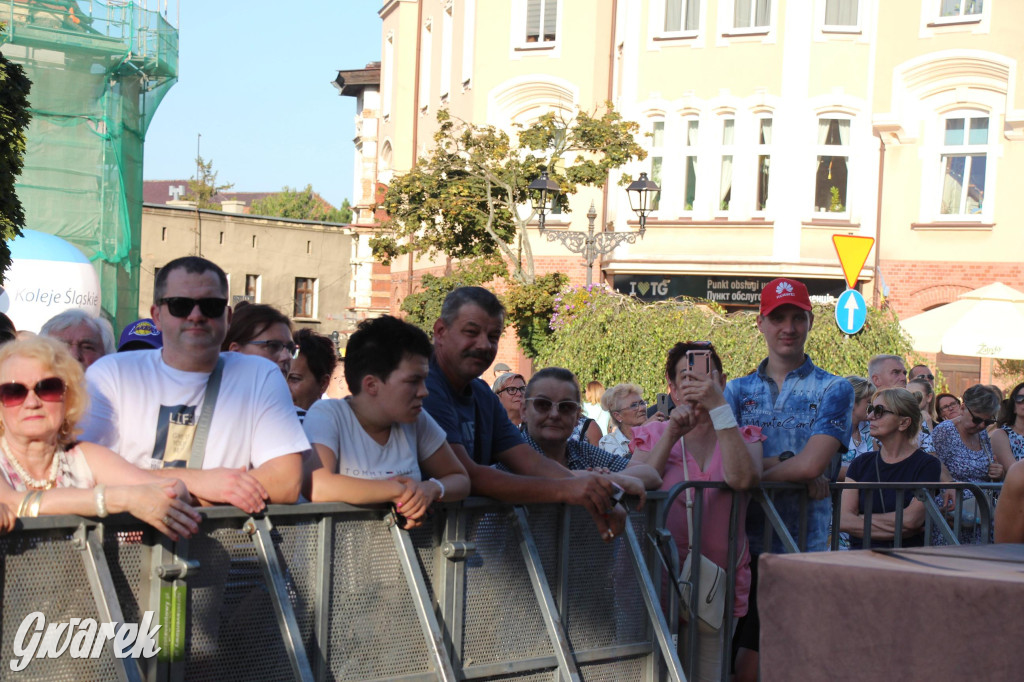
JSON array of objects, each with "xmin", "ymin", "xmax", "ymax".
[
  {"xmin": 518, "ymin": 368, "xmax": 660, "ymax": 492},
  {"xmin": 598, "ymin": 383, "xmax": 665, "ymax": 457},
  {"xmin": 223, "ymin": 303, "xmax": 295, "ymax": 377},
  {"xmin": 933, "ymin": 384, "xmax": 1015, "ymax": 543},
  {"xmin": 840, "ymin": 388, "xmax": 941, "ymax": 549},
  {"xmin": 993, "ymin": 381, "xmax": 1024, "ymax": 461},
  {"xmin": 0, "ymin": 336, "xmax": 200, "ymax": 538},
  {"xmin": 936, "ymin": 393, "xmax": 963, "ymax": 422},
  {"xmin": 492, "ymin": 372, "xmax": 526, "ymax": 427}
]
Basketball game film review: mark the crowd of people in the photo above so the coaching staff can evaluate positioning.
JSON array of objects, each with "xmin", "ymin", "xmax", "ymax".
[{"xmin": 1, "ymin": 257, "xmax": 1022, "ymax": 680}]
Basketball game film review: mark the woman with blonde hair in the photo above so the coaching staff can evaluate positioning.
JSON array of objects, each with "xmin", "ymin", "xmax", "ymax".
[
  {"xmin": 599, "ymin": 382, "xmax": 664, "ymax": 457},
  {"xmin": 0, "ymin": 336, "xmax": 200, "ymax": 538},
  {"xmin": 582, "ymin": 380, "xmax": 611, "ymax": 435}
]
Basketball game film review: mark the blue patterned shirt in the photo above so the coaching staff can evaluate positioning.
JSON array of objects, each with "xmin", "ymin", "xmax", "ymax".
[{"xmin": 724, "ymin": 355, "xmax": 854, "ymax": 554}]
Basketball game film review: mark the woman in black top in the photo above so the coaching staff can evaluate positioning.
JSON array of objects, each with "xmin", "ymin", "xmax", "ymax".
[{"xmin": 840, "ymin": 387, "xmax": 941, "ymax": 549}]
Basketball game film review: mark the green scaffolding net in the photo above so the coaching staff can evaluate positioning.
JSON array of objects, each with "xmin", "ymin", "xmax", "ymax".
[{"xmin": 0, "ymin": 0, "xmax": 178, "ymax": 328}]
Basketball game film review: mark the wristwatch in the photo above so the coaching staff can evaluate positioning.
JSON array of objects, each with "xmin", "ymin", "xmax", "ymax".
[{"xmin": 778, "ymin": 451, "xmax": 796, "ymax": 462}]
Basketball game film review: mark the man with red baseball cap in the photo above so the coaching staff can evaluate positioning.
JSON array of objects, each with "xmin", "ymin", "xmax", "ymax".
[{"xmin": 724, "ymin": 277, "xmax": 854, "ymax": 682}]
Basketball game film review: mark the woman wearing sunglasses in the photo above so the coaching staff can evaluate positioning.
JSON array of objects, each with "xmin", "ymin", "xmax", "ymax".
[
  {"xmin": 839, "ymin": 388, "xmax": 941, "ymax": 549},
  {"xmin": 518, "ymin": 368, "xmax": 661, "ymax": 493},
  {"xmin": 993, "ymin": 381, "xmax": 1024, "ymax": 462},
  {"xmin": 0, "ymin": 336, "xmax": 200, "ymax": 539},
  {"xmin": 223, "ymin": 303, "xmax": 295, "ymax": 377},
  {"xmin": 933, "ymin": 384, "xmax": 1015, "ymax": 543}
]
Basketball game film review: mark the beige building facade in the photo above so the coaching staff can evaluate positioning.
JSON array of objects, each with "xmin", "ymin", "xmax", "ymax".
[
  {"xmin": 140, "ymin": 203, "xmax": 357, "ymax": 341},
  {"xmin": 354, "ymin": 0, "xmax": 1023, "ymax": 386}
]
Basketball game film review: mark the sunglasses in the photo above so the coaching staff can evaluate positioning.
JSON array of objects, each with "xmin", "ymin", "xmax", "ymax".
[
  {"xmin": 247, "ymin": 340, "xmax": 299, "ymax": 358},
  {"xmin": 912, "ymin": 373, "xmax": 935, "ymax": 381},
  {"xmin": 525, "ymin": 397, "xmax": 580, "ymax": 416},
  {"xmin": 867, "ymin": 404, "xmax": 897, "ymax": 419},
  {"xmin": 158, "ymin": 297, "xmax": 229, "ymax": 319},
  {"xmin": 1014, "ymin": 394, "xmax": 1024, "ymax": 404},
  {"xmin": 965, "ymin": 407, "xmax": 996, "ymax": 428},
  {"xmin": 497, "ymin": 385, "xmax": 525, "ymax": 397},
  {"xmin": 0, "ymin": 377, "xmax": 66, "ymax": 407}
]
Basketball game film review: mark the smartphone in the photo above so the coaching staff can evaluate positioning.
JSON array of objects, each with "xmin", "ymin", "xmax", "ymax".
[
  {"xmin": 687, "ymin": 349, "xmax": 711, "ymax": 378},
  {"xmin": 656, "ymin": 392, "xmax": 671, "ymax": 415}
]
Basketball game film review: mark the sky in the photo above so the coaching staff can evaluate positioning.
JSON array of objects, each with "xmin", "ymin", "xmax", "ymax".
[{"xmin": 143, "ymin": 1, "xmax": 382, "ymax": 209}]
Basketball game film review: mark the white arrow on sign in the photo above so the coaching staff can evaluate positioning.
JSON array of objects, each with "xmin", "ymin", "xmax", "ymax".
[{"xmin": 844, "ymin": 293, "xmax": 860, "ymax": 329}]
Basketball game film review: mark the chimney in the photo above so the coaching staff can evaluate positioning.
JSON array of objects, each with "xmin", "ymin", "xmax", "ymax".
[{"xmin": 221, "ymin": 200, "xmax": 247, "ymax": 214}]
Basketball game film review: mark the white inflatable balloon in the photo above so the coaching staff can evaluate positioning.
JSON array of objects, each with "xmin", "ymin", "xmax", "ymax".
[{"xmin": 0, "ymin": 230, "xmax": 102, "ymax": 333}]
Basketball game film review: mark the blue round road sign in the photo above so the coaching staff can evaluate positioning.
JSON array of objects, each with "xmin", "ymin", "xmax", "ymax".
[{"xmin": 835, "ymin": 289, "xmax": 867, "ymax": 335}]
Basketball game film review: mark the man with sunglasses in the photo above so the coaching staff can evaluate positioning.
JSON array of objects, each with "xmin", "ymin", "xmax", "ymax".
[
  {"xmin": 723, "ymin": 278, "xmax": 854, "ymax": 682},
  {"xmin": 79, "ymin": 257, "xmax": 308, "ymax": 512},
  {"xmin": 424, "ymin": 287, "xmax": 627, "ymax": 541},
  {"xmin": 908, "ymin": 364, "xmax": 934, "ymax": 384}
]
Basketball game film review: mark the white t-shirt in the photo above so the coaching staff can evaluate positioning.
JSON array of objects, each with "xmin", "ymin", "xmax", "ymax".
[
  {"xmin": 80, "ymin": 349, "xmax": 310, "ymax": 470},
  {"xmin": 302, "ymin": 398, "xmax": 446, "ymax": 481}
]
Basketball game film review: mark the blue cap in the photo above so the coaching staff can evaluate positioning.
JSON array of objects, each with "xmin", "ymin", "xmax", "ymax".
[{"xmin": 118, "ymin": 318, "xmax": 162, "ymax": 351}]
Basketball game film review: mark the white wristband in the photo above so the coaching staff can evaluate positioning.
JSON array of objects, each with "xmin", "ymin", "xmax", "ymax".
[
  {"xmin": 94, "ymin": 483, "xmax": 109, "ymax": 518},
  {"xmin": 429, "ymin": 477, "xmax": 445, "ymax": 501},
  {"xmin": 709, "ymin": 404, "xmax": 738, "ymax": 431}
]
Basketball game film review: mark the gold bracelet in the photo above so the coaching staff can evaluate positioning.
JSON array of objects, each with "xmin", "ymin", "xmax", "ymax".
[
  {"xmin": 27, "ymin": 490, "xmax": 43, "ymax": 518},
  {"xmin": 16, "ymin": 492, "xmax": 31, "ymax": 518}
]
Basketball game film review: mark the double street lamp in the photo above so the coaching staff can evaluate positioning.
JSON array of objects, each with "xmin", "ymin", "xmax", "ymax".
[{"xmin": 528, "ymin": 171, "xmax": 660, "ymax": 286}]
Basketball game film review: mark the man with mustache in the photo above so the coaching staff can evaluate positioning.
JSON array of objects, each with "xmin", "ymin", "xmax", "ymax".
[{"xmin": 424, "ymin": 287, "xmax": 627, "ymax": 540}]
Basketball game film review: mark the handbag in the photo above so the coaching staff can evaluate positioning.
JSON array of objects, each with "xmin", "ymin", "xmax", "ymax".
[{"xmin": 675, "ymin": 436, "xmax": 735, "ymax": 632}]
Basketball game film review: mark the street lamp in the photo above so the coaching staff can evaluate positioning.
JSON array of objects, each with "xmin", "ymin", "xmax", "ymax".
[{"xmin": 528, "ymin": 171, "xmax": 660, "ymax": 286}]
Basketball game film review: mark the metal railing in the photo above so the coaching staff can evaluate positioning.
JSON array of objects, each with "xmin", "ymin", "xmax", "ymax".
[{"xmin": 0, "ymin": 497, "xmax": 683, "ymax": 682}]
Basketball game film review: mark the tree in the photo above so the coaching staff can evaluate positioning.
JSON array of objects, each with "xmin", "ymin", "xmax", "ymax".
[
  {"xmin": 372, "ymin": 104, "xmax": 646, "ymax": 284},
  {"xmin": 0, "ymin": 25, "xmax": 31, "ymax": 283},
  {"xmin": 186, "ymin": 155, "xmax": 233, "ymax": 210},
  {"xmin": 249, "ymin": 184, "xmax": 351, "ymax": 223}
]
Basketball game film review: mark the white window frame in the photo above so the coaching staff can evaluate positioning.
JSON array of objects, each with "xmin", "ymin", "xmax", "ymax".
[
  {"xmin": 657, "ymin": 0, "xmax": 702, "ymax": 38},
  {"xmin": 933, "ymin": 0, "xmax": 984, "ymax": 24},
  {"xmin": 245, "ymin": 274, "xmax": 262, "ymax": 303},
  {"xmin": 726, "ymin": 0, "xmax": 772, "ymax": 34},
  {"xmin": 419, "ymin": 18, "xmax": 432, "ymax": 113},
  {"xmin": 935, "ymin": 110, "xmax": 991, "ymax": 220},
  {"xmin": 812, "ymin": 115, "xmax": 852, "ymax": 218},
  {"xmin": 648, "ymin": 118, "xmax": 666, "ymax": 215},
  {"xmin": 819, "ymin": 0, "xmax": 862, "ymax": 33},
  {"xmin": 294, "ymin": 277, "xmax": 318, "ymax": 320},
  {"xmin": 754, "ymin": 115, "xmax": 773, "ymax": 214},
  {"xmin": 440, "ymin": 3, "xmax": 453, "ymax": 100},
  {"xmin": 717, "ymin": 116, "xmax": 735, "ymax": 215},
  {"xmin": 680, "ymin": 116, "xmax": 700, "ymax": 214},
  {"xmin": 512, "ymin": 0, "xmax": 561, "ymax": 52}
]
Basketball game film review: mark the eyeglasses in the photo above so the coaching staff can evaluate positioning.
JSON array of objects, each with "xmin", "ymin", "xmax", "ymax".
[
  {"xmin": 497, "ymin": 385, "xmax": 525, "ymax": 397},
  {"xmin": 525, "ymin": 397, "xmax": 580, "ymax": 416},
  {"xmin": 867, "ymin": 404, "xmax": 897, "ymax": 419},
  {"xmin": 615, "ymin": 399, "xmax": 647, "ymax": 412},
  {"xmin": 0, "ymin": 378, "xmax": 66, "ymax": 407},
  {"xmin": 158, "ymin": 297, "xmax": 228, "ymax": 319},
  {"xmin": 246, "ymin": 340, "xmax": 299, "ymax": 358},
  {"xmin": 939, "ymin": 400, "xmax": 961, "ymax": 413},
  {"xmin": 911, "ymin": 373, "xmax": 934, "ymax": 381},
  {"xmin": 965, "ymin": 407, "xmax": 996, "ymax": 428},
  {"xmin": 1014, "ymin": 394, "xmax": 1024, "ymax": 404}
]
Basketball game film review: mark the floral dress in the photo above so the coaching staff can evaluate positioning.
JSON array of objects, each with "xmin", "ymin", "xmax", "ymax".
[
  {"xmin": 1002, "ymin": 425, "xmax": 1024, "ymax": 461},
  {"xmin": 932, "ymin": 420, "xmax": 992, "ymax": 544}
]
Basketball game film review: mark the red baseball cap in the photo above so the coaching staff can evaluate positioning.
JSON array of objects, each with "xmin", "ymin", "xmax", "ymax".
[{"xmin": 760, "ymin": 278, "xmax": 812, "ymax": 315}]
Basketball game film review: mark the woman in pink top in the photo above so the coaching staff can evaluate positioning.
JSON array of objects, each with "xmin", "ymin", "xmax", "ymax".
[{"xmin": 630, "ymin": 341, "xmax": 763, "ymax": 682}]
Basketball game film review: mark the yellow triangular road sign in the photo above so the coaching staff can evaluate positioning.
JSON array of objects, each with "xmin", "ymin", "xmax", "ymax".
[{"xmin": 832, "ymin": 235, "xmax": 874, "ymax": 289}]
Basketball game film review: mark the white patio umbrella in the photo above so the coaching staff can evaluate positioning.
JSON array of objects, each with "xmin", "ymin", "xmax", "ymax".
[{"xmin": 900, "ymin": 282, "xmax": 1024, "ymax": 360}]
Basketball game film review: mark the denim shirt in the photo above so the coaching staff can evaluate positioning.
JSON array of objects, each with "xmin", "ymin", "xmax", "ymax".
[{"xmin": 724, "ymin": 355, "xmax": 854, "ymax": 555}]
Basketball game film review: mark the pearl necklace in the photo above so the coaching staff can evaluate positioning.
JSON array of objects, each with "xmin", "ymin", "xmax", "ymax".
[{"xmin": 1, "ymin": 436, "xmax": 60, "ymax": 490}]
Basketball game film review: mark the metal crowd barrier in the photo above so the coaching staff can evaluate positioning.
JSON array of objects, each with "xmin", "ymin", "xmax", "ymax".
[{"xmin": 0, "ymin": 497, "xmax": 685, "ymax": 682}]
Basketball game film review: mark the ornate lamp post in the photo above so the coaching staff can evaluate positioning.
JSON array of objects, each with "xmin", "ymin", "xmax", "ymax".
[{"xmin": 528, "ymin": 171, "xmax": 660, "ymax": 286}]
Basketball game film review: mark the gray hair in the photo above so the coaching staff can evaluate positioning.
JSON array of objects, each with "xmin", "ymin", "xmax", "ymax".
[
  {"xmin": 963, "ymin": 384, "xmax": 1000, "ymax": 416},
  {"xmin": 39, "ymin": 309, "xmax": 115, "ymax": 356},
  {"xmin": 868, "ymin": 354, "xmax": 904, "ymax": 381},
  {"xmin": 439, "ymin": 286, "xmax": 505, "ymax": 327},
  {"xmin": 492, "ymin": 371, "xmax": 525, "ymax": 394}
]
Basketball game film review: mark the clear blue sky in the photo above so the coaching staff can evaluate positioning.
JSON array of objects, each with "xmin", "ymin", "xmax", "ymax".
[{"xmin": 143, "ymin": 1, "xmax": 382, "ymax": 209}]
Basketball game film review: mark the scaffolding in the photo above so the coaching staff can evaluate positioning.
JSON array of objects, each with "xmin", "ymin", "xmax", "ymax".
[{"xmin": 0, "ymin": 0, "xmax": 178, "ymax": 328}]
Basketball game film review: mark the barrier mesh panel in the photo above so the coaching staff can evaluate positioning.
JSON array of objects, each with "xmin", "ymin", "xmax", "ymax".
[
  {"xmin": 526, "ymin": 505, "xmax": 561, "ymax": 598},
  {"xmin": 184, "ymin": 524, "xmax": 292, "ymax": 681},
  {"xmin": 271, "ymin": 521, "xmax": 319, "ymax": 654},
  {"xmin": 0, "ymin": 530, "xmax": 120, "ymax": 681},
  {"xmin": 408, "ymin": 517, "xmax": 439, "ymax": 602},
  {"xmin": 565, "ymin": 507, "xmax": 647, "ymax": 651},
  {"xmin": 103, "ymin": 527, "xmax": 146, "ymax": 627},
  {"xmin": 478, "ymin": 671, "xmax": 558, "ymax": 681},
  {"xmin": 579, "ymin": 654, "xmax": 646, "ymax": 682},
  {"xmin": 461, "ymin": 508, "xmax": 554, "ymax": 666},
  {"xmin": 328, "ymin": 515, "xmax": 434, "ymax": 680}
]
